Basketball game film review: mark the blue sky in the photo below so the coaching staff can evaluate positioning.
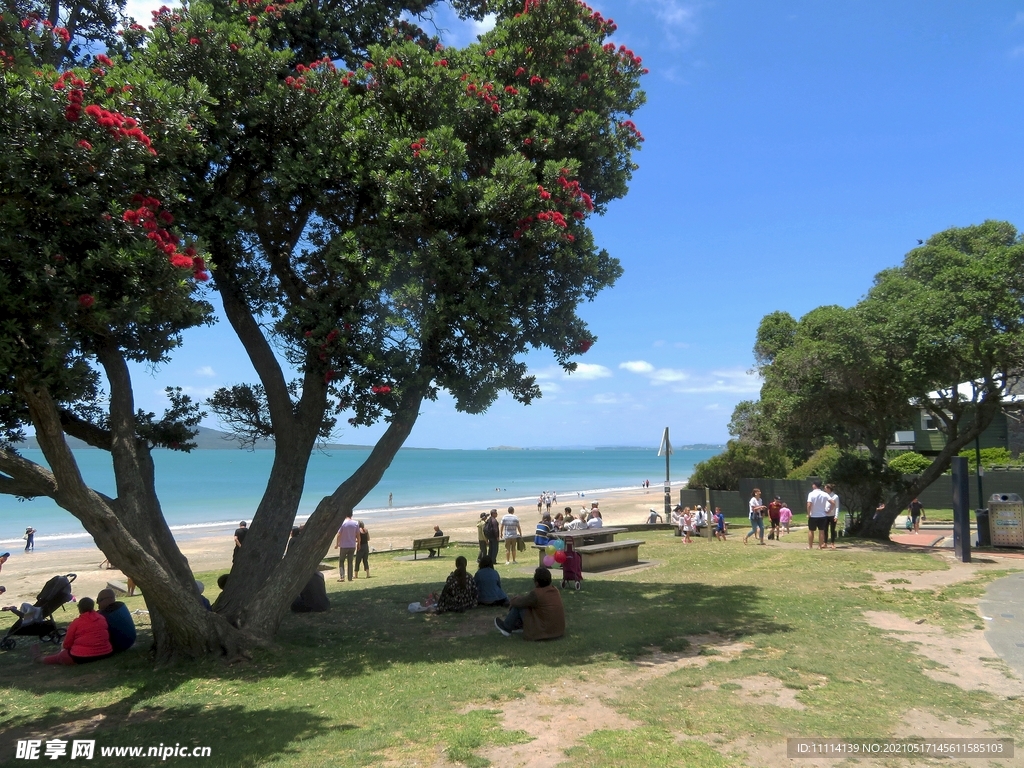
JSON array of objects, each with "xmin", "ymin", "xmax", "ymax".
[{"xmin": 120, "ymin": 1, "xmax": 1024, "ymax": 449}]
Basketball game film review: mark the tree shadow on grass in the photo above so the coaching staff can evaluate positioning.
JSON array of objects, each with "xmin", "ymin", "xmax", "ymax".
[
  {"xmin": 0, "ymin": 678, "xmax": 339, "ymax": 768},
  {"xmin": 265, "ymin": 576, "xmax": 789, "ymax": 680},
  {"xmin": 0, "ymin": 575, "xmax": 788, "ymax": 764}
]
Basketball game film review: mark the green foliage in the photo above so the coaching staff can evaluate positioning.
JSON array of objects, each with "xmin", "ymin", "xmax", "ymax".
[
  {"xmin": 787, "ymin": 444, "xmax": 840, "ymax": 480},
  {"xmin": 130, "ymin": 0, "xmax": 645, "ymax": 431},
  {"xmin": 0, "ymin": 31, "xmax": 213, "ymax": 444},
  {"xmin": 687, "ymin": 440, "xmax": 790, "ymax": 490},
  {"xmin": 957, "ymin": 446, "xmax": 1019, "ymax": 472},
  {"xmin": 887, "ymin": 451, "xmax": 933, "ymax": 475},
  {"xmin": 756, "ymin": 221, "xmax": 1024, "ymax": 533}
]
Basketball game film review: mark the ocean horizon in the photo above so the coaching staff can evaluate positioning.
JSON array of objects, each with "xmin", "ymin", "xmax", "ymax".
[{"xmin": 0, "ymin": 447, "xmax": 717, "ymax": 551}]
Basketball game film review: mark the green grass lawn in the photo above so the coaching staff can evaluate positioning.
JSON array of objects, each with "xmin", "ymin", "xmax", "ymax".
[{"xmin": 1, "ymin": 537, "xmax": 1021, "ymax": 767}]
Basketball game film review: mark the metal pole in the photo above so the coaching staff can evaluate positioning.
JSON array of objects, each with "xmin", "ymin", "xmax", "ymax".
[
  {"xmin": 664, "ymin": 427, "xmax": 672, "ymax": 519},
  {"xmin": 974, "ymin": 436, "xmax": 984, "ymax": 509},
  {"xmin": 951, "ymin": 456, "xmax": 971, "ymax": 563}
]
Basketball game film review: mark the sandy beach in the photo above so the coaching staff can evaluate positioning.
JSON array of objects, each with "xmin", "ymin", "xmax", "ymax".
[{"xmin": 0, "ymin": 484, "xmax": 679, "ymax": 605}]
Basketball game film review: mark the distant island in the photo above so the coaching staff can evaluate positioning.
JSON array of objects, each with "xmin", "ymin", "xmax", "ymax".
[
  {"xmin": 488, "ymin": 444, "xmax": 725, "ymax": 451},
  {"xmin": 24, "ymin": 426, "xmax": 377, "ymax": 451}
]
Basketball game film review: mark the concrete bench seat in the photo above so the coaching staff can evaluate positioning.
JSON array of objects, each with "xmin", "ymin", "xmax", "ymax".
[{"xmin": 575, "ymin": 539, "xmax": 644, "ymax": 571}]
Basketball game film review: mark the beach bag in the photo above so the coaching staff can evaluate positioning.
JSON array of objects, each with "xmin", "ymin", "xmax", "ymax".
[
  {"xmin": 905, "ymin": 516, "xmax": 913, "ymax": 530},
  {"xmin": 516, "ymin": 538, "xmax": 526, "ymax": 552}
]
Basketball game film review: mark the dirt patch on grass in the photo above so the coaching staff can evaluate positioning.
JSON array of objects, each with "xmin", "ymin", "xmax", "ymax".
[
  {"xmin": 474, "ymin": 634, "xmax": 749, "ymax": 768},
  {"xmin": 869, "ymin": 560, "xmax": 999, "ymax": 592},
  {"xmin": 698, "ymin": 674, "xmax": 808, "ymax": 710},
  {"xmin": 863, "ymin": 611, "xmax": 1022, "ymax": 698}
]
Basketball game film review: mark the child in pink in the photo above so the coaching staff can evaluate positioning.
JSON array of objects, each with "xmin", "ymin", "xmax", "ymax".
[{"xmin": 779, "ymin": 504, "xmax": 793, "ymax": 535}]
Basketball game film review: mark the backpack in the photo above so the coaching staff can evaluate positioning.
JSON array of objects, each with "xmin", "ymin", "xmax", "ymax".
[{"xmin": 484, "ymin": 517, "xmax": 498, "ymax": 538}]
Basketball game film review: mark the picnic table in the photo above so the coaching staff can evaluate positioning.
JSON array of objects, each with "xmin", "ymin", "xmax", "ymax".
[{"xmin": 534, "ymin": 527, "xmax": 644, "ymax": 571}]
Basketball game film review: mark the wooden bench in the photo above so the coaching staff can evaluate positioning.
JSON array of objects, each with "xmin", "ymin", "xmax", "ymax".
[
  {"xmin": 411, "ymin": 536, "xmax": 449, "ymax": 560},
  {"xmin": 575, "ymin": 539, "xmax": 644, "ymax": 571},
  {"xmin": 107, "ymin": 580, "xmax": 129, "ymax": 594}
]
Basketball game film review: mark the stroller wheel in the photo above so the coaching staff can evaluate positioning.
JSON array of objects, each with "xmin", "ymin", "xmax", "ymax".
[
  {"xmin": 574, "ymin": 581, "xmax": 582, "ymax": 591},
  {"xmin": 0, "ymin": 637, "xmax": 15, "ymax": 651},
  {"xmin": 55, "ymin": 628, "xmax": 67, "ymax": 641},
  {"xmin": 561, "ymin": 579, "xmax": 567, "ymax": 589}
]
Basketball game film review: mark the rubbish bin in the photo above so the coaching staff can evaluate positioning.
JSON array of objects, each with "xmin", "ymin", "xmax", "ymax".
[
  {"xmin": 975, "ymin": 509, "xmax": 990, "ymax": 547},
  {"xmin": 988, "ymin": 493, "xmax": 1024, "ymax": 548}
]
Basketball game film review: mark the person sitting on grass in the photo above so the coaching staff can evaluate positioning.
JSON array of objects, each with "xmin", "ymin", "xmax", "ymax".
[
  {"xmin": 474, "ymin": 556, "xmax": 509, "ymax": 607},
  {"xmin": 435, "ymin": 556, "xmax": 478, "ymax": 614},
  {"xmin": 494, "ymin": 566, "xmax": 565, "ymax": 641},
  {"xmin": 33, "ymin": 597, "xmax": 113, "ymax": 666},
  {"xmin": 96, "ymin": 589, "xmax": 136, "ymax": 653}
]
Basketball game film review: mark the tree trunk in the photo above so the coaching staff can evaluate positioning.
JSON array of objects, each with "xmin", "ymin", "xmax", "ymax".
[
  {"xmin": 19, "ymin": 379, "xmax": 257, "ymax": 662},
  {"xmin": 240, "ymin": 383, "xmax": 427, "ymax": 639},
  {"xmin": 858, "ymin": 399, "xmax": 1001, "ymax": 539}
]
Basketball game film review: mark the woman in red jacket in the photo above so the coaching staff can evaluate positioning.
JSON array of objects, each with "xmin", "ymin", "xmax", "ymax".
[{"xmin": 33, "ymin": 597, "xmax": 113, "ymax": 665}]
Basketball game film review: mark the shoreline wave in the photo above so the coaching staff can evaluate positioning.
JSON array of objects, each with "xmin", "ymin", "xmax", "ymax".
[{"xmin": 0, "ymin": 482, "xmax": 667, "ymax": 551}]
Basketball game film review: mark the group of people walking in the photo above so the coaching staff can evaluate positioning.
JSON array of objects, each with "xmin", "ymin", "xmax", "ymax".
[{"xmin": 741, "ymin": 481, "xmax": 840, "ymax": 549}]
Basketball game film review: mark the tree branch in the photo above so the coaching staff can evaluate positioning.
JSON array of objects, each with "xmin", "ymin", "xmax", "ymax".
[
  {"xmin": 213, "ymin": 248, "xmax": 296, "ymax": 434},
  {"xmin": 58, "ymin": 408, "xmax": 113, "ymax": 450}
]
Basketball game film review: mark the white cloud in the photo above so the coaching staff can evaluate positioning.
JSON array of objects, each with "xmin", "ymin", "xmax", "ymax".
[
  {"xmin": 532, "ymin": 363, "xmax": 612, "ymax": 382},
  {"xmin": 620, "ymin": 360, "xmax": 654, "ymax": 374},
  {"xmin": 570, "ymin": 363, "xmax": 613, "ymax": 380},
  {"xmin": 195, "ymin": 366, "xmax": 216, "ymax": 377},
  {"xmin": 538, "ymin": 381, "xmax": 562, "ymax": 394},
  {"xmin": 652, "ymin": 0, "xmax": 698, "ymax": 31},
  {"xmin": 673, "ymin": 368, "xmax": 761, "ymax": 395},
  {"xmin": 472, "ymin": 13, "xmax": 497, "ymax": 37},
  {"xmin": 646, "ymin": 0, "xmax": 701, "ymax": 47},
  {"xmin": 123, "ymin": 0, "xmax": 160, "ymax": 24},
  {"xmin": 704, "ymin": 403, "xmax": 721, "ymax": 411},
  {"xmin": 619, "ymin": 359, "xmax": 688, "ymax": 384},
  {"xmin": 592, "ymin": 393, "xmax": 624, "ymax": 405}
]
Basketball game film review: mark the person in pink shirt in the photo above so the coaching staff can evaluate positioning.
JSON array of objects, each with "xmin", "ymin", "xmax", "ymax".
[
  {"xmin": 335, "ymin": 511, "xmax": 360, "ymax": 582},
  {"xmin": 33, "ymin": 597, "xmax": 113, "ymax": 665},
  {"xmin": 779, "ymin": 502, "xmax": 793, "ymax": 535}
]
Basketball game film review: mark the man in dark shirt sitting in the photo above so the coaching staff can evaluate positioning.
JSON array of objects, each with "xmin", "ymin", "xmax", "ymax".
[
  {"xmin": 429, "ymin": 525, "xmax": 444, "ymax": 558},
  {"xmin": 494, "ymin": 566, "xmax": 565, "ymax": 641},
  {"xmin": 96, "ymin": 589, "xmax": 136, "ymax": 652}
]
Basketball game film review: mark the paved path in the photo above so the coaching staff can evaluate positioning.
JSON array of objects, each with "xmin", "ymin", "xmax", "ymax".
[
  {"xmin": 979, "ymin": 571, "xmax": 1024, "ymax": 682},
  {"xmin": 886, "ymin": 524, "xmax": 1024, "ymax": 680}
]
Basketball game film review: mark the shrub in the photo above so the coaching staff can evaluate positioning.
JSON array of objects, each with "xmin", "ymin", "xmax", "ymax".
[
  {"xmin": 787, "ymin": 445, "xmax": 840, "ymax": 480},
  {"xmin": 687, "ymin": 440, "xmax": 790, "ymax": 490},
  {"xmin": 887, "ymin": 452, "xmax": 933, "ymax": 475}
]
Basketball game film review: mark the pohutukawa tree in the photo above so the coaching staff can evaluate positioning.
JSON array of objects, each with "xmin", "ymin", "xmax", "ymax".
[
  {"xmin": 753, "ymin": 222, "xmax": 1024, "ymax": 538},
  {"xmin": 0, "ymin": 0, "xmax": 646, "ymax": 660}
]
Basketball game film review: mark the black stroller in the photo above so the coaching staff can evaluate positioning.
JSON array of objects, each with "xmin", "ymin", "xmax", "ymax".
[{"xmin": 0, "ymin": 573, "xmax": 77, "ymax": 651}]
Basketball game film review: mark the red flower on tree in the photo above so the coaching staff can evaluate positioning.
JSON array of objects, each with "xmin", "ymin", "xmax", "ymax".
[
  {"xmin": 78, "ymin": 294, "xmax": 95, "ymax": 308},
  {"xmin": 371, "ymin": 385, "xmax": 391, "ymax": 394}
]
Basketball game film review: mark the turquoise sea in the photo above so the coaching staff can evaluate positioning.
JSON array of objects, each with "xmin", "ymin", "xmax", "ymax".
[{"xmin": 0, "ymin": 448, "xmax": 717, "ymax": 551}]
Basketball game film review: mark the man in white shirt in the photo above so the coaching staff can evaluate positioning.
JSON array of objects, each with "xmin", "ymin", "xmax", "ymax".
[
  {"xmin": 501, "ymin": 506, "xmax": 522, "ymax": 565},
  {"xmin": 586, "ymin": 509, "xmax": 603, "ymax": 528},
  {"xmin": 825, "ymin": 484, "xmax": 840, "ymax": 550},
  {"xmin": 806, "ymin": 480, "xmax": 835, "ymax": 550}
]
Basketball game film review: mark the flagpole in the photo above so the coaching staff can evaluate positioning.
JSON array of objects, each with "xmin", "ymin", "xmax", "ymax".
[{"xmin": 658, "ymin": 427, "xmax": 672, "ymax": 519}]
